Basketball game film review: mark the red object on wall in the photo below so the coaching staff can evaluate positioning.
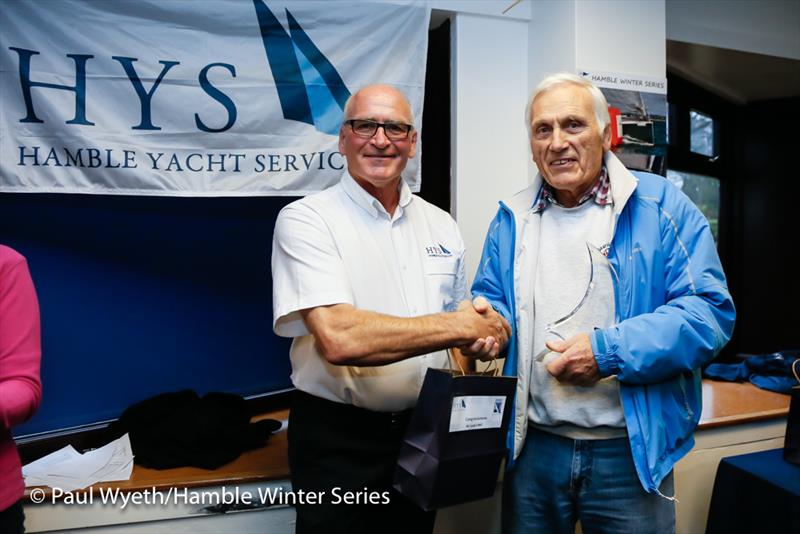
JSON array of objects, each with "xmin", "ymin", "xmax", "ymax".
[{"xmin": 608, "ymin": 106, "xmax": 622, "ymax": 147}]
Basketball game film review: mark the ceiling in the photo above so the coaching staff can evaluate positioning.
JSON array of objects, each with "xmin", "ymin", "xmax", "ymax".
[{"xmin": 667, "ymin": 40, "xmax": 800, "ymax": 104}]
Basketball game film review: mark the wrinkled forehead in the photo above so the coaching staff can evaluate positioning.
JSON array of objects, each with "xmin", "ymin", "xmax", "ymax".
[
  {"xmin": 531, "ymin": 83, "xmax": 595, "ymax": 123},
  {"xmin": 349, "ymin": 90, "xmax": 413, "ymax": 123}
]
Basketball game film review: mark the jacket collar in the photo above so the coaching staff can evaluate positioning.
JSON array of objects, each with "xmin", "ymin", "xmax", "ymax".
[
  {"xmin": 603, "ymin": 151, "xmax": 638, "ymax": 216},
  {"xmin": 502, "ymin": 151, "xmax": 638, "ymax": 217},
  {"xmin": 532, "ymin": 166, "xmax": 611, "ymax": 213}
]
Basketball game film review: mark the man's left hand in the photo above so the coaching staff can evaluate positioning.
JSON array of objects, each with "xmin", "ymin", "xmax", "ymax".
[{"xmin": 545, "ymin": 333, "xmax": 600, "ymax": 386}]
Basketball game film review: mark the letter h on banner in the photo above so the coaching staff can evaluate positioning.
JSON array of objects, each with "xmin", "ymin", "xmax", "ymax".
[{"xmin": 8, "ymin": 47, "xmax": 95, "ymax": 125}]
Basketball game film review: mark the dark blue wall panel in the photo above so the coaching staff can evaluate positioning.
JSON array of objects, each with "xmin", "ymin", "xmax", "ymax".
[{"xmin": 0, "ymin": 193, "xmax": 295, "ymax": 437}]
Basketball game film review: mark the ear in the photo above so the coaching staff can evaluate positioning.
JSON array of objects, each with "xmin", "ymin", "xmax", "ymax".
[
  {"xmin": 407, "ymin": 128, "xmax": 418, "ymax": 159},
  {"xmin": 602, "ymin": 123, "xmax": 612, "ymax": 152},
  {"xmin": 338, "ymin": 127, "xmax": 346, "ymax": 153}
]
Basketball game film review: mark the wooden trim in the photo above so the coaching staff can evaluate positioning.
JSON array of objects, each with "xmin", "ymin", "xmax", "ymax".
[{"xmin": 698, "ymin": 379, "xmax": 790, "ymax": 429}]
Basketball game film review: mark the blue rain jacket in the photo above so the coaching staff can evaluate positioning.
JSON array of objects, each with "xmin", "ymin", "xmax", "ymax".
[{"xmin": 471, "ymin": 152, "xmax": 736, "ymax": 494}]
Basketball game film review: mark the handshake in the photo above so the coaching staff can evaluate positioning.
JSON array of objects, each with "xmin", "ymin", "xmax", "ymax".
[{"xmin": 454, "ymin": 296, "xmax": 512, "ymax": 361}]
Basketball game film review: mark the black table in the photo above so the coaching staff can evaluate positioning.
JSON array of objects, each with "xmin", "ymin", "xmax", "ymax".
[{"xmin": 706, "ymin": 448, "xmax": 800, "ymax": 533}]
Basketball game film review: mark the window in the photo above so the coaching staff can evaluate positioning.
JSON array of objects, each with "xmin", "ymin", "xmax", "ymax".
[
  {"xmin": 667, "ymin": 73, "xmax": 732, "ymax": 248},
  {"xmin": 666, "ymin": 169, "xmax": 720, "ymax": 240},
  {"xmin": 690, "ymin": 110, "xmax": 716, "ymax": 157}
]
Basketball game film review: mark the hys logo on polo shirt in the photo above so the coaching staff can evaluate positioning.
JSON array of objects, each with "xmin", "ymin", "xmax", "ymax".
[
  {"xmin": 425, "ymin": 243, "xmax": 452, "ymax": 258},
  {"xmin": 253, "ymin": 0, "xmax": 351, "ymax": 135}
]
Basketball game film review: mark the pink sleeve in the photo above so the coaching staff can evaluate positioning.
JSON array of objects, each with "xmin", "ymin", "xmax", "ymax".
[{"xmin": 0, "ymin": 255, "xmax": 42, "ymax": 430}]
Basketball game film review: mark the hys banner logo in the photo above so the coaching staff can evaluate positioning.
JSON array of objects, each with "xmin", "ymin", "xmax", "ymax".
[
  {"xmin": 253, "ymin": 0, "xmax": 350, "ymax": 136},
  {"xmin": 0, "ymin": 0, "xmax": 429, "ymax": 196}
]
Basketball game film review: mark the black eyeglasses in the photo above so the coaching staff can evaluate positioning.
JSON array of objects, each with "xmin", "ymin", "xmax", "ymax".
[{"xmin": 345, "ymin": 119, "xmax": 413, "ymax": 140}]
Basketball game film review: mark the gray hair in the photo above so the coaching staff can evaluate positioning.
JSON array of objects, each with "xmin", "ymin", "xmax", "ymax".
[{"xmin": 525, "ymin": 72, "xmax": 610, "ymax": 140}]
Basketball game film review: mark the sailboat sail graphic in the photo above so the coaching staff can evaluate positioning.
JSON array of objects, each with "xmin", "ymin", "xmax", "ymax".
[{"xmin": 252, "ymin": 0, "xmax": 350, "ymax": 135}]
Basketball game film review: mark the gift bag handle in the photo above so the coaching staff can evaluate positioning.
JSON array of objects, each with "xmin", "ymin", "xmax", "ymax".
[
  {"xmin": 445, "ymin": 348, "xmax": 499, "ymax": 377},
  {"xmin": 445, "ymin": 348, "xmax": 467, "ymax": 376},
  {"xmin": 483, "ymin": 352, "xmax": 499, "ymax": 377}
]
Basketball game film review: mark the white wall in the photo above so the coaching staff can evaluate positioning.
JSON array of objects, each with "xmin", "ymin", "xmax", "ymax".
[
  {"xmin": 528, "ymin": 0, "xmax": 577, "ymax": 91},
  {"xmin": 575, "ymin": 0, "xmax": 666, "ymax": 78},
  {"xmin": 451, "ymin": 12, "xmax": 531, "ymax": 279},
  {"xmin": 431, "ymin": 0, "xmax": 531, "ymax": 21},
  {"xmin": 666, "ymin": 0, "xmax": 800, "ymax": 60}
]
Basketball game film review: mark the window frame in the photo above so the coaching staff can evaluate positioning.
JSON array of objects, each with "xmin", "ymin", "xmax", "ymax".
[{"xmin": 667, "ymin": 73, "xmax": 736, "ymax": 264}]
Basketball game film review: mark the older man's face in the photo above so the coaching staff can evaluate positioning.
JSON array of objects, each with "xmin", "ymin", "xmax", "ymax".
[
  {"xmin": 530, "ymin": 83, "xmax": 610, "ymax": 207},
  {"xmin": 339, "ymin": 86, "xmax": 417, "ymax": 192}
]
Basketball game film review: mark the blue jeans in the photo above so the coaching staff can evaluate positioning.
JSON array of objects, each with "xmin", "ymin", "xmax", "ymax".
[{"xmin": 503, "ymin": 427, "xmax": 675, "ymax": 534}]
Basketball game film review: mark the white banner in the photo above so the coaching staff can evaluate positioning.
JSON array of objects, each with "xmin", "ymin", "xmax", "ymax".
[
  {"xmin": 0, "ymin": 0, "xmax": 430, "ymax": 196},
  {"xmin": 577, "ymin": 68, "xmax": 667, "ymax": 95}
]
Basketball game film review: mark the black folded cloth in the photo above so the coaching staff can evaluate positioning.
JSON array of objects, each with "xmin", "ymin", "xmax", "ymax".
[{"xmin": 108, "ymin": 390, "xmax": 282, "ymax": 470}]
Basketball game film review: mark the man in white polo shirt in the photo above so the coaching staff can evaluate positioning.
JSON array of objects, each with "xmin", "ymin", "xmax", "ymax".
[{"xmin": 272, "ymin": 84, "xmax": 509, "ymax": 534}]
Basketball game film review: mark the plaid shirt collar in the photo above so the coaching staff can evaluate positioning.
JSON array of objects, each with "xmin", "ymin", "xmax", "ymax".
[{"xmin": 532, "ymin": 166, "xmax": 612, "ymax": 213}]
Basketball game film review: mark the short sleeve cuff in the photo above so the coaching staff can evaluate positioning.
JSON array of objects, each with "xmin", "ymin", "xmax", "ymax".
[{"xmin": 273, "ymin": 291, "xmax": 353, "ymax": 337}]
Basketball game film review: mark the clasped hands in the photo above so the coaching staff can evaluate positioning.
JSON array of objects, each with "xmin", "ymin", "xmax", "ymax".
[
  {"xmin": 456, "ymin": 296, "xmax": 511, "ymax": 361},
  {"xmin": 454, "ymin": 297, "xmax": 600, "ymax": 385}
]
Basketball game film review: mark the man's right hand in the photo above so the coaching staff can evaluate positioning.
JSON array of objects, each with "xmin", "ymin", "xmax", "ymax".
[
  {"xmin": 456, "ymin": 297, "xmax": 511, "ymax": 361},
  {"xmin": 299, "ymin": 297, "xmax": 511, "ymax": 367}
]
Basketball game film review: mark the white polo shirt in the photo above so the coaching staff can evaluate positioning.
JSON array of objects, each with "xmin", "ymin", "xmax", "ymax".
[{"xmin": 272, "ymin": 171, "xmax": 467, "ymax": 412}]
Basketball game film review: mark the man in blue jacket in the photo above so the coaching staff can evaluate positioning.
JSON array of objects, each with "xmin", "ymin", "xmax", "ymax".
[{"xmin": 468, "ymin": 73, "xmax": 735, "ymax": 533}]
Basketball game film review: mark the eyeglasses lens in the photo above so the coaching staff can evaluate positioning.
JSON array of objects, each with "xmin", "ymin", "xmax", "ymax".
[{"xmin": 350, "ymin": 120, "xmax": 410, "ymax": 140}]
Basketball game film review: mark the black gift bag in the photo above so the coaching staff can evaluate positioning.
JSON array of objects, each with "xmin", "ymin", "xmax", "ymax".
[{"xmin": 393, "ymin": 363, "xmax": 516, "ymax": 510}]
